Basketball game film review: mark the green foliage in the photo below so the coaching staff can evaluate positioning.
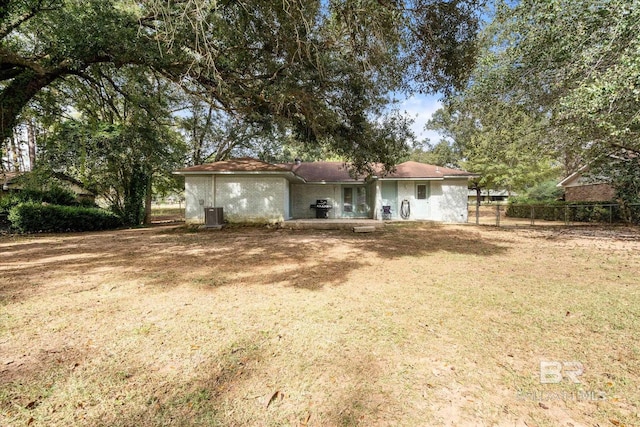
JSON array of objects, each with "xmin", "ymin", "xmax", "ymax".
[
  {"xmin": 409, "ymin": 140, "xmax": 461, "ymax": 168},
  {"xmin": 40, "ymin": 120, "xmax": 159, "ymax": 226},
  {"xmin": 426, "ymin": 101, "xmax": 558, "ymax": 192},
  {"xmin": 0, "ymin": 184, "xmax": 81, "ymax": 216},
  {"xmin": 490, "ymin": 0, "xmax": 640, "ymax": 155},
  {"xmin": 2, "ymin": 0, "xmax": 483, "ymax": 169},
  {"xmin": 38, "ymin": 66, "xmax": 187, "ymax": 226},
  {"xmin": 1, "ymin": 0, "xmax": 162, "ymax": 140},
  {"xmin": 8, "ymin": 203, "xmax": 122, "ymax": 233},
  {"xmin": 459, "ymin": 0, "xmax": 640, "ymax": 200},
  {"xmin": 330, "ymin": 110, "xmax": 416, "ymax": 176},
  {"xmin": 521, "ymin": 180, "xmax": 564, "ymax": 202},
  {"xmin": 118, "ymin": 165, "xmax": 148, "ymax": 226},
  {"xmin": 427, "ymin": 0, "xmax": 640, "ymax": 198},
  {"xmin": 18, "ymin": 186, "xmax": 77, "ymax": 207},
  {"xmin": 588, "ymin": 151, "xmax": 640, "ymax": 222},
  {"xmin": 505, "ymin": 202, "xmax": 631, "ymax": 223},
  {"xmin": 0, "ymin": 193, "xmax": 20, "ymax": 217}
]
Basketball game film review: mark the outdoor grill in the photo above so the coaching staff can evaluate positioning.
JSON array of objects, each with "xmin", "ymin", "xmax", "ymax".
[{"xmin": 310, "ymin": 199, "xmax": 332, "ymax": 219}]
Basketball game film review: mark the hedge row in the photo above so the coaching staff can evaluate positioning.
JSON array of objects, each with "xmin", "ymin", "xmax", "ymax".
[
  {"xmin": 0, "ymin": 189, "xmax": 95, "ymax": 217},
  {"xmin": 8, "ymin": 203, "xmax": 122, "ymax": 233},
  {"xmin": 505, "ymin": 202, "xmax": 640, "ymax": 223}
]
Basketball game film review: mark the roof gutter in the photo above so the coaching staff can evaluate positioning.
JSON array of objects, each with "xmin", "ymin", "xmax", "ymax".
[
  {"xmin": 173, "ymin": 170, "xmax": 306, "ymax": 183},
  {"xmin": 378, "ymin": 176, "xmax": 476, "ymax": 181}
]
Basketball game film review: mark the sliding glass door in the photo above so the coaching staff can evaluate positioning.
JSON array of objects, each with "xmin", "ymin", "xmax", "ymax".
[{"xmin": 342, "ymin": 186, "xmax": 370, "ymax": 218}]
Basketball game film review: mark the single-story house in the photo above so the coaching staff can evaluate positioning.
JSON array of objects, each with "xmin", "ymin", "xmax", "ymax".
[
  {"xmin": 174, "ymin": 158, "xmax": 477, "ymax": 224},
  {"xmin": 557, "ymin": 167, "xmax": 615, "ymax": 202},
  {"xmin": 1, "ymin": 171, "xmax": 95, "ymax": 202}
]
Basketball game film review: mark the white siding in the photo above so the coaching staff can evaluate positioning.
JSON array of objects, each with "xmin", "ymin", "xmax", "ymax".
[
  {"xmin": 397, "ymin": 181, "xmax": 431, "ymax": 220},
  {"xmin": 215, "ymin": 176, "xmax": 288, "ymax": 222},
  {"xmin": 291, "ymin": 184, "xmax": 340, "ymax": 218},
  {"xmin": 284, "ymin": 182, "xmax": 291, "ymax": 219},
  {"xmin": 440, "ymin": 179, "xmax": 469, "ymax": 223},
  {"xmin": 395, "ymin": 180, "xmax": 467, "ymax": 221},
  {"xmin": 184, "ymin": 174, "xmax": 469, "ymax": 223},
  {"xmin": 429, "ymin": 181, "xmax": 443, "ymax": 221},
  {"xmin": 185, "ymin": 175, "xmax": 213, "ymax": 223}
]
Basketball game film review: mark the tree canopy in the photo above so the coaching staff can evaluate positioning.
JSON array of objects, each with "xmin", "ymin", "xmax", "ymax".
[
  {"xmin": 1, "ymin": 0, "xmax": 484, "ymax": 172},
  {"xmin": 424, "ymin": 0, "xmax": 640, "ymax": 208},
  {"xmin": 478, "ymin": 0, "xmax": 640, "ymax": 159},
  {"xmin": 37, "ymin": 64, "xmax": 187, "ymax": 224},
  {"xmin": 425, "ymin": 98, "xmax": 558, "ymax": 194}
]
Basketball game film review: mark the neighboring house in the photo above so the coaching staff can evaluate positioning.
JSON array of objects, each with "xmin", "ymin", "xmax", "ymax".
[
  {"xmin": 1, "ymin": 171, "xmax": 95, "ymax": 202},
  {"xmin": 468, "ymin": 189, "xmax": 512, "ymax": 204},
  {"xmin": 174, "ymin": 158, "xmax": 476, "ymax": 224},
  {"xmin": 557, "ymin": 167, "xmax": 615, "ymax": 202}
]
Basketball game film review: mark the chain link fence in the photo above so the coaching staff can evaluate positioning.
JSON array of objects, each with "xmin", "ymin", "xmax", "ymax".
[{"xmin": 468, "ymin": 203, "xmax": 640, "ymax": 227}]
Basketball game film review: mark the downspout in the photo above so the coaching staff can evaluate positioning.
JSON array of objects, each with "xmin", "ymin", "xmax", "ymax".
[{"xmin": 212, "ymin": 175, "xmax": 216, "ymax": 207}]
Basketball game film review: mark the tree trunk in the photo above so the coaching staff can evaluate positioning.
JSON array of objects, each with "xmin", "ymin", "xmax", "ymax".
[
  {"xmin": 0, "ymin": 71, "xmax": 59, "ymax": 143},
  {"xmin": 475, "ymin": 187, "xmax": 481, "ymax": 225},
  {"xmin": 10, "ymin": 132, "xmax": 22, "ymax": 171},
  {"xmin": 27, "ymin": 118, "xmax": 37, "ymax": 170},
  {"xmin": 144, "ymin": 173, "xmax": 153, "ymax": 225}
]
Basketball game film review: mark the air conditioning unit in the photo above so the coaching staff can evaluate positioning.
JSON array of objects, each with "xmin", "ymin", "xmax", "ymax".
[{"xmin": 204, "ymin": 207, "xmax": 224, "ymax": 228}]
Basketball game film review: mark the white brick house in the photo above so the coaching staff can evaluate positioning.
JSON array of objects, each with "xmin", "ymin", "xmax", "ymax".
[{"xmin": 174, "ymin": 158, "xmax": 476, "ymax": 224}]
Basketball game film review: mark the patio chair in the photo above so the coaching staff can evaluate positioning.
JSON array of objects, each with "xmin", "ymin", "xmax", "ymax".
[{"xmin": 382, "ymin": 205, "xmax": 392, "ymax": 220}]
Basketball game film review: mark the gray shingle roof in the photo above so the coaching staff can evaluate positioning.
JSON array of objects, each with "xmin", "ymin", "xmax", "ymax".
[{"xmin": 176, "ymin": 158, "xmax": 476, "ymax": 181}]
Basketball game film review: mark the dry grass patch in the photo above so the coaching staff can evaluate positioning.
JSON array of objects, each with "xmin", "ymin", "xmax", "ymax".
[{"xmin": 1, "ymin": 223, "xmax": 639, "ymax": 426}]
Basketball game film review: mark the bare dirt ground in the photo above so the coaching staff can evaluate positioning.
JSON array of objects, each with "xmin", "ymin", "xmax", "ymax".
[{"xmin": 1, "ymin": 219, "xmax": 639, "ymax": 426}]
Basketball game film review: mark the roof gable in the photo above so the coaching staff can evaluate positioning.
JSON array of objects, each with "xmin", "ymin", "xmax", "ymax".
[
  {"xmin": 557, "ymin": 165, "xmax": 611, "ymax": 188},
  {"xmin": 1, "ymin": 171, "xmax": 94, "ymax": 196}
]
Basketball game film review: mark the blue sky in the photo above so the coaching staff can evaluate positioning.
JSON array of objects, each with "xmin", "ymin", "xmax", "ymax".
[{"xmin": 397, "ymin": 93, "xmax": 444, "ymax": 146}]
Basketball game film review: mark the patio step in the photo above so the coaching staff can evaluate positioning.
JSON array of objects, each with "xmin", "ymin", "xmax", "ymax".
[
  {"xmin": 353, "ymin": 226, "xmax": 377, "ymax": 233},
  {"xmin": 279, "ymin": 219, "xmax": 385, "ymax": 230}
]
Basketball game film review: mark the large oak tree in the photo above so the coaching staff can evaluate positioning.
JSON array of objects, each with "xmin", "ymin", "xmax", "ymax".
[{"xmin": 1, "ymin": 0, "xmax": 483, "ymax": 170}]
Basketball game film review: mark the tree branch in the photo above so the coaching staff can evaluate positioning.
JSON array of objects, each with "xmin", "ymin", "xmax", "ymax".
[
  {"xmin": 0, "ymin": 47, "xmax": 47, "ymax": 75},
  {"xmin": 72, "ymin": 71, "xmax": 124, "ymax": 122},
  {"xmin": 0, "ymin": 64, "xmax": 24, "ymax": 81},
  {"xmin": 1, "ymin": 0, "xmax": 62, "ymax": 40}
]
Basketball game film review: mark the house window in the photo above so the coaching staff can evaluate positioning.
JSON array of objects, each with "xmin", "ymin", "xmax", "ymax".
[
  {"xmin": 416, "ymin": 183, "xmax": 428, "ymax": 200},
  {"xmin": 343, "ymin": 187, "xmax": 353, "ymax": 212}
]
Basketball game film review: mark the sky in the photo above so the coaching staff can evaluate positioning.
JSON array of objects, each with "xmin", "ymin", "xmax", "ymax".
[{"xmin": 397, "ymin": 93, "xmax": 444, "ymax": 147}]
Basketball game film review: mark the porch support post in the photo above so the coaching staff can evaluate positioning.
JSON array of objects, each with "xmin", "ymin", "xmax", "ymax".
[{"xmin": 374, "ymin": 180, "xmax": 382, "ymax": 220}]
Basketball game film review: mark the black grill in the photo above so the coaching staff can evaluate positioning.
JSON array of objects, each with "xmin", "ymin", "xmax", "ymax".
[{"xmin": 310, "ymin": 199, "xmax": 332, "ymax": 219}]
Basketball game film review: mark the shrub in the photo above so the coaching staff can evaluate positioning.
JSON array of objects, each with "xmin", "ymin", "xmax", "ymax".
[
  {"xmin": 522, "ymin": 180, "xmax": 564, "ymax": 202},
  {"xmin": 8, "ymin": 203, "xmax": 122, "ymax": 233},
  {"xmin": 44, "ymin": 185, "xmax": 79, "ymax": 206},
  {"xmin": 78, "ymin": 197, "xmax": 99, "ymax": 208},
  {"xmin": 16, "ymin": 185, "xmax": 78, "ymax": 206},
  {"xmin": 0, "ymin": 186, "xmax": 81, "ymax": 215},
  {"xmin": 505, "ymin": 201, "xmax": 630, "ymax": 223},
  {"xmin": 0, "ymin": 193, "xmax": 22, "ymax": 216}
]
